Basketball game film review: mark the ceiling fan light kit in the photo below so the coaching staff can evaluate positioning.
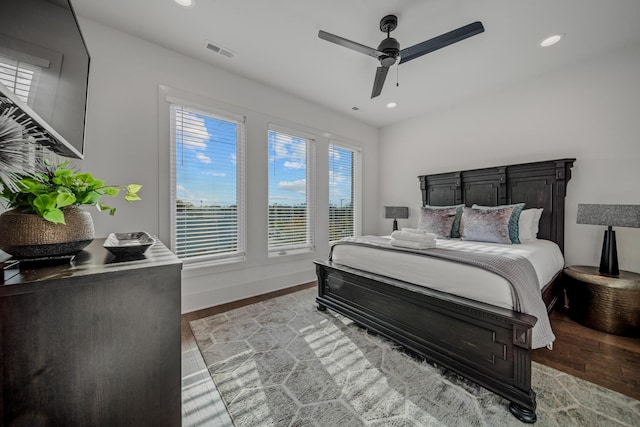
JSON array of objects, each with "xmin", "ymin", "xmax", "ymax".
[
  {"xmin": 318, "ymin": 15, "xmax": 485, "ymax": 99},
  {"xmin": 540, "ymin": 34, "xmax": 564, "ymax": 47},
  {"xmin": 173, "ymin": 0, "xmax": 193, "ymax": 7}
]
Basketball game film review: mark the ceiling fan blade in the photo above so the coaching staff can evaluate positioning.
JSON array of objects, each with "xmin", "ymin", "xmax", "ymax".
[
  {"xmin": 399, "ymin": 21, "xmax": 485, "ymax": 64},
  {"xmin": 318, "ymin": 30, "xmax": 384, "ymax": 59},
  {"xmin": 371, "ymin": 66, "xmax": 389, "ymax": 98}
]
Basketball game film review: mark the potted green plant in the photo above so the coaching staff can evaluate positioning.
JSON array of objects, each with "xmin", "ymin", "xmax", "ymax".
[{"xmin": 0, "ymin": 160, "xmax": 141, "ymax": 258}]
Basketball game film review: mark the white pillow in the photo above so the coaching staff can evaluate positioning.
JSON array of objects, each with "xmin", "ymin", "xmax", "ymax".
[
  {"xmin": 518, "ymin": 208, "xmax": 543, "ymax": 241},
  {"xmin": 532, "ymin": 208, "xmax": 543, "ymax": 235}
]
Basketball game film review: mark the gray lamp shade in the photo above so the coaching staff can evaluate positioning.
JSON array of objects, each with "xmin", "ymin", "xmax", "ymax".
[
  {"xmin": 577, "ymin": 204, "xmax": 640, "ymax": 228},
  {"xmin": 384, "ymin": 206, "xmax": 409, "ymax": 219}
]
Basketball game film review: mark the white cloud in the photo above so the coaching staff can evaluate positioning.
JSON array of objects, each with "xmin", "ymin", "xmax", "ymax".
[
  {"xmin": 176, "ymin": 111, "xmax": 210, "ymax": 149},
  {"xmin": 329, "ymin": 147, "xmax": 341, "ymax": 161},
  {"xmin": 272, "ymin": 133, "xmax": 294, "ymax": 157},
  {"xmin": 176, "ymin": 185, "xmax": 203, "ymax": 204},
  {"xmin": 284, "ymin": 161, "xmax": 304, "ymax": 169},
  {"xmin": 278, "ymin": 179, "xmax": 306, "ymax": 193},
  {"xmin": 196, "ymin": 153, "xmax": 212, "ymax": 163},
  {"xmin": 270, "ymin": 132, "xmax": 306, "ymax": 164},
  {"xmin": 329, "ymin": 170, "xmax": 346, "ymax": 185},
  {"xmin": 273, "ymin": 140, "xmax": 289, "ymax": 158},
  {"xmin": 289, "ymin": 143, "xmax": 306, "ymax": 162},
  {"xmin": 230, "ymin": 153, "xmax": 236, "ymax": 165},
  {"xmin": 202, "ymin": 170, "xmax": 226, "ymax": 177}
]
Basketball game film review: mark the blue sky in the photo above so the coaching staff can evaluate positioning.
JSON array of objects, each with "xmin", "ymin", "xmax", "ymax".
[
  {"xmin": 175, "ymin": 110, "xmax": 352, "ymax": 207},
  {"xmin": 268, "ymin": 130, "xmax": 308, "ymax": 206},
  {"xmin": 328, "ymin": 145, "xmax": 354, "ymax": 208},
  {"xmin": 175, "ymin": 110, "xmax": 237, "ymax": 206}
]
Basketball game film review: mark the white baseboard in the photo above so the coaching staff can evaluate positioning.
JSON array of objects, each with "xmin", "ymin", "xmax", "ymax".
[{"xmin": 181, "ymin": 267, "xmax": 316, "ymax": 313}]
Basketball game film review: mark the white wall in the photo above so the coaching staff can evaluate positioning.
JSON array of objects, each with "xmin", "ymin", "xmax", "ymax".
[
  {"xmin": 379, "ymin": 42, "xmax": 640, "ymax": 273},
  {"xmin": 76, "ymin": 18, "xmax": 379, "ymax": 312}
]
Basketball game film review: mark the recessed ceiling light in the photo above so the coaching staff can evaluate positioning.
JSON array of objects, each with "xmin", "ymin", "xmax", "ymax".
[
  {"xmin": 540, "ymin": 34, "xmax": 564, "ymax": 47},
  {"xmin": 386, "ymin": 102, "xmax": 397, "ymax": 109},
  {"xmin": 174, "ymin": 0, "xmax": 194, "ymax": 7}
]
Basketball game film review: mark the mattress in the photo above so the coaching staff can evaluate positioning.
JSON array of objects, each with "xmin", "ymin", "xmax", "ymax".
[{"xmin": 330, "ymin": 237, "xmax": 564, "ymax": 310}]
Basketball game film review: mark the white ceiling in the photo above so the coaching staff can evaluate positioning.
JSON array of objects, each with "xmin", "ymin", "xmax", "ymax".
[{"xmin": 72, "ymin": 0, "xmax": 640, "ymax": 128}]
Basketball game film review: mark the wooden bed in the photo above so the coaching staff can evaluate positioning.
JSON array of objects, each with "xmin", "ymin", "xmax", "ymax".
[{"xmin": 314, "ymin": 158, "xmax": 575, "ymax": 423}]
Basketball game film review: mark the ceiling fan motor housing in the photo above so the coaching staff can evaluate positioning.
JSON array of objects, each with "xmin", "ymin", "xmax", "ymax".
[
  {"xmin": 378, "ymin": 38, "xmax": 400, "ymax": 66},
  {"xmin": 378, "ymin": 15, "xmax": 400, "ymax": 66}
]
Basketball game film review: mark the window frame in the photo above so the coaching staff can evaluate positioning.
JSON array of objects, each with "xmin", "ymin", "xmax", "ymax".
[
  {"xmin": 0, "ymin": 34, "xmax": 63, "ymax": 121},
  {"xmin": 267, "ymin": 123, "xmax": 316, "ymax": 256},
  {"xmin": 168, "ymin": 97, "xmax": 247, "ymax": 266},
  {"xmin": 328, "ymin": 140, "xmax": 362, "ymax": 242}
]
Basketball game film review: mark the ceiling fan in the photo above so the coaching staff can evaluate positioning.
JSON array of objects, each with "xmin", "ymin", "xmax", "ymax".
[{"xmin": 318, "ymin": 15, "xmax": 485, "ymax": 98}]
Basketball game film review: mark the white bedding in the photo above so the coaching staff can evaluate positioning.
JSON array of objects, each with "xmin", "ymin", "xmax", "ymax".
[{"xmin": 330, "ymin": 237, "xmax": 564, "ymax": 310}]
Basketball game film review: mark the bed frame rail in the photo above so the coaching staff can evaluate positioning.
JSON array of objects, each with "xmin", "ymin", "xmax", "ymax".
[{"xmin": 315, "ymin": 261, "xmax": 538, "ymax": 419}]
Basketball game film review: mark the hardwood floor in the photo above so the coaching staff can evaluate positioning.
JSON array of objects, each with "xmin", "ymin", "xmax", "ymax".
[
  {"xmin": 181, "ymin": 281, "xmax": 640, "ymax": 425},
  {"xmin": 532, "ymin": 309, "xmax": 640, "ymax": 400}
]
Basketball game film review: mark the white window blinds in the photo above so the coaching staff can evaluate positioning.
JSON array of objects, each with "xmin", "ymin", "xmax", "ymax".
[
  {"xmin": 268, "ymin": 125, "xmax": 315, "ymax": 252},
  {"xmin": 0, "ymin": 54, "xmax": 42, "ymax": 104},
  {"xmin": 329, "ymin": 143, "xmax": 361, "ymax": 241},
  {"xmin": 169, "ymin": 102, "xmax": 246, "ymax": 262}
]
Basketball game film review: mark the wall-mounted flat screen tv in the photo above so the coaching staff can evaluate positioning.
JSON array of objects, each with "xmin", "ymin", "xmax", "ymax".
[{"xmin": 0, "ymin": 0, "xmax": 89, "ymax": 159}]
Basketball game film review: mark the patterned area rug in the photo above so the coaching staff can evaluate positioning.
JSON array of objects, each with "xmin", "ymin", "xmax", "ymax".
[{"xmin": 190, "ymin": 287, "xmax": 640, "ymax": 426}]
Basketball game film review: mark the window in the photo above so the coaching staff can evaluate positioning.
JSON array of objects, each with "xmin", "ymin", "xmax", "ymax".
[
  {"xmin": 268, "ymin": 125, "xmax": 315, "ymax": 253},
  {"xmin": 329, "ymin": 143, "xmax": 361, "ymax": 241},
  {"xmin": 0, "ymin": 39, "xmax": 62, "ymax": 125},
  {"xmin": 169, "ymin": 102, "xmax": 245, "ymax": 262},
  {"xmin": 0, "ymin": 53, "xmax": 46, "ymax": 105}
]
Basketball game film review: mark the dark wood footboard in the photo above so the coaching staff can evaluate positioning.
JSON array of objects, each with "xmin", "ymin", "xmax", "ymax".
[{"xmin": 315, "ymin": 260, "xmax": 539, "ymax": 422}]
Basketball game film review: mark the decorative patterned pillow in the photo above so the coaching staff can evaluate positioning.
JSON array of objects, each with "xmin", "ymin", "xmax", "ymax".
[
  {"xmin": 461, "ymin": 206, "xmax": 514, "ymax": 244},
  {"xmin": 423, "ymin": 204, "xmax": 464, "ymax": 237},
  {"xmin": 417, "ymin": 206, "xmax": 458, "ymax": 238},
  {"xmin": 472, "ymin": 203, "xmax": 525, "ymax": 244}
]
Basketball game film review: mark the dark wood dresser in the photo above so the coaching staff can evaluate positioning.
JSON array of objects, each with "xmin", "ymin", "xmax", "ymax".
[{"xmin": 0, "ymin": 238, "xmax": 182, "ymax": 427}]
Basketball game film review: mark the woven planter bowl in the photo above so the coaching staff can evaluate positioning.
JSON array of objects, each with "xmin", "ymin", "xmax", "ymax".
[{"xmin": 0, "ymin": 207, "xmax": 95, "ymax": 258}]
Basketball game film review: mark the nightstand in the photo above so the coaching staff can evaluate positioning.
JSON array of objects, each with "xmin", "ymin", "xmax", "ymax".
[{"xmin": 564, "ymin": 265, "xmax": 640, "ymax": 337}]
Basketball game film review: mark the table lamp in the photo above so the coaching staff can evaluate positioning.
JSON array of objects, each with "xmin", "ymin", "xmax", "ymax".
[
  {"xmin": 576, "ymin": 204, "xmax": 640, "ymax": 277},
  {"xmin": 384, "ymin": 206, "xmax": 409, "ymax": 232}
]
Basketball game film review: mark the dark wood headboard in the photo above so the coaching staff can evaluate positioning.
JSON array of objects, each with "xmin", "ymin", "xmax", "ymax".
[{"xmin": 418, "ymin": 159, "xmax": 575, "ymax": 252}]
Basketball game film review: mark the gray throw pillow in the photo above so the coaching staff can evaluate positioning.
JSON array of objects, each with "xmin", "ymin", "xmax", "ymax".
[
  {"xmin": 461, "ymin": 206, "xmax": 514, "ymax": 244},
  {"xmin": 424, "ymin": 204, "xmax": 464, "ymax": 238},
  {"xmin": 472, "ymin": 203, "xmax": 525, "ymax": 243},
  {"xmin": 417, "ymin": 206, "xmax": 458, "ymax": 238}
]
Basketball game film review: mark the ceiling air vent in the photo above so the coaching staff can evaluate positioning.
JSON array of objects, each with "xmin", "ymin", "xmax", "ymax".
[{"xmin": 203, "ymin": 40, "xmax": 235, "ymax": 59}]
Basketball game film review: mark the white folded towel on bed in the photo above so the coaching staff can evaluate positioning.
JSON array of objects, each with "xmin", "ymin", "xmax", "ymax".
[
  {"xmin": 391, "ymin": 230, "xmax": 437, "ymax": 243},
  {"xmin": 390, "ymin": 239, "xmax": 436, "ymax": 250},
  {"xmin": 401, "ymin": 228, "xmax": 437, "ymax": 237}
]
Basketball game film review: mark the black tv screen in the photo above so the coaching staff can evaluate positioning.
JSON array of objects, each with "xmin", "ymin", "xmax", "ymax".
[{"xmin": 0, "ymin": 0, "xmax": 89, "ymax": 158}]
